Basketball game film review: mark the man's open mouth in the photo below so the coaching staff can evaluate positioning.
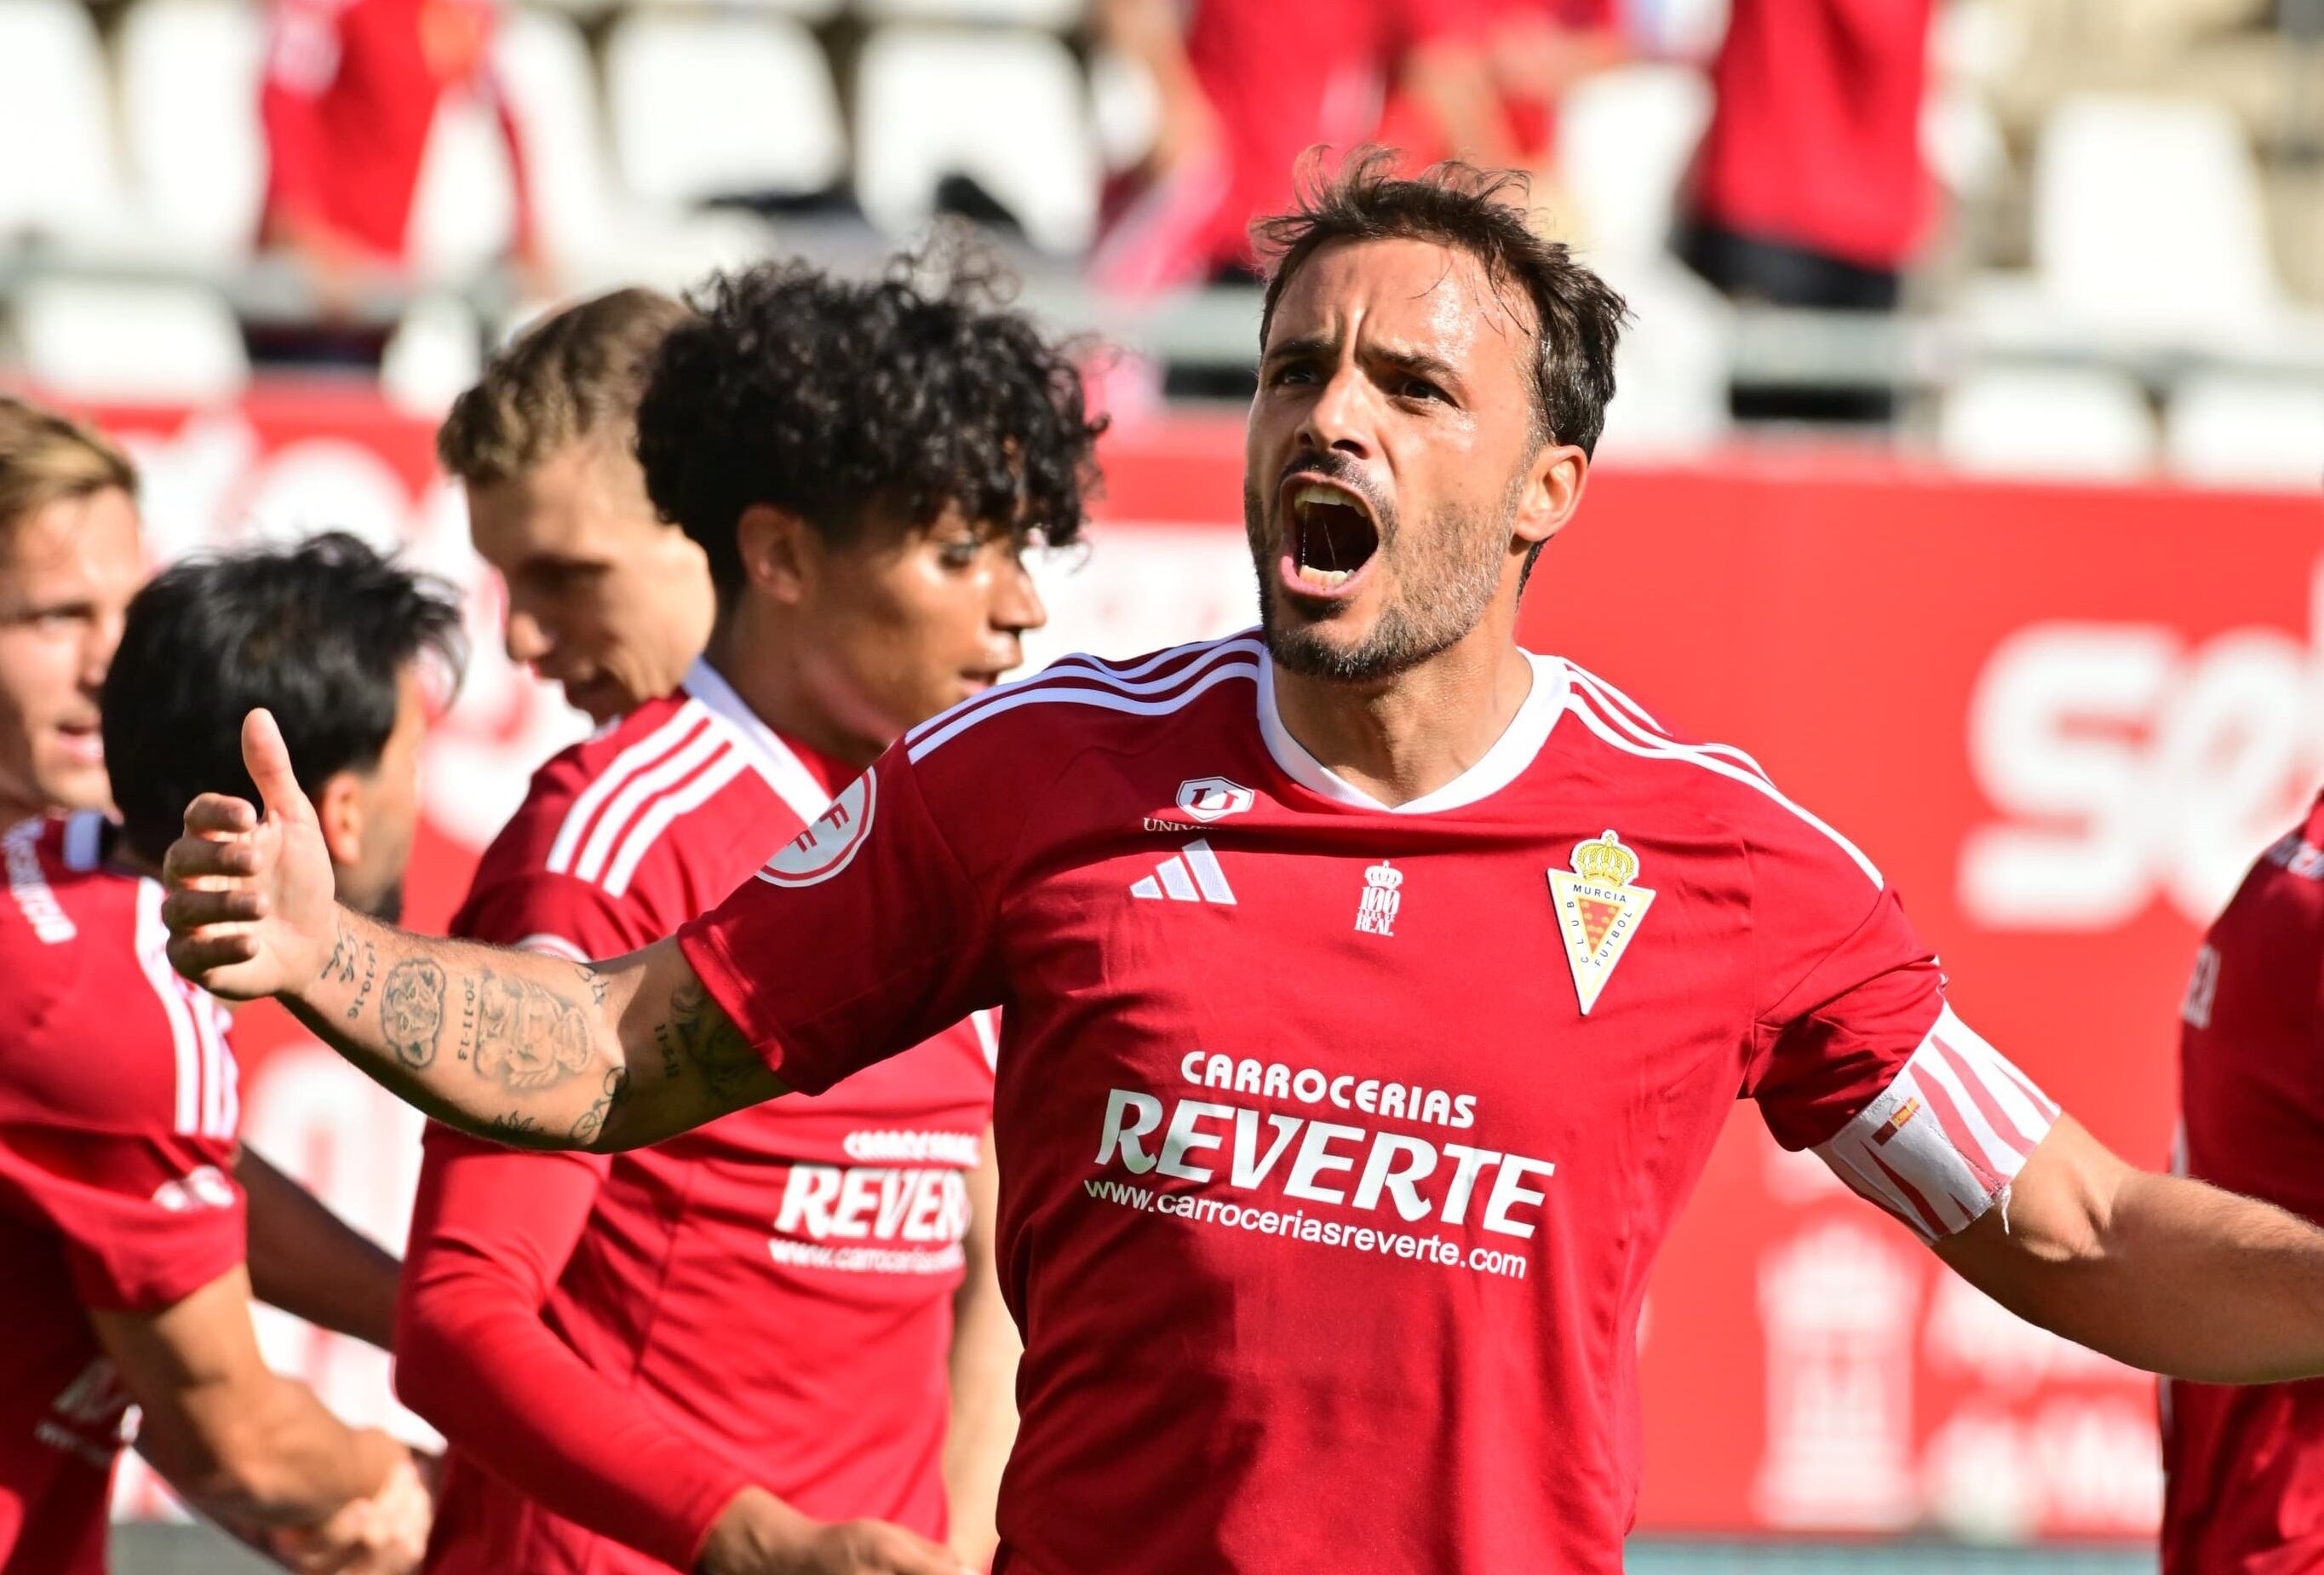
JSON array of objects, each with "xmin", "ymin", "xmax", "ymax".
[{"xmin": 1281, "ymin": 477, "xmax": 1381, "ymax": 599}]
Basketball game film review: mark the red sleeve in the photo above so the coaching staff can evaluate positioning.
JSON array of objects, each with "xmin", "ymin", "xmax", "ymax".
[
  {"xmin": 0, "ymin": 1124, "xmax": 244, "ymax": 1313},
  {"xmin": 1739, "ymin": 811, "xmax": 2059, "ymax": 1241},
  {"xmin": 393, "ymin": 1129, "xmax": 752, "ymax": 1571},
  {"xmin": 257, "ymin": 0, "xmax": 342, "ymax": 230},
  {"xmin": 677, "ymin": 750, "xmax": 1001, "ymax": 1096}
]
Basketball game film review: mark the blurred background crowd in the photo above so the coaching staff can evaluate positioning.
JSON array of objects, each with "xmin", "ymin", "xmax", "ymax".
[{"xmin": 2, "ymin": 0, "xmax": 2321, "ymax": 482}]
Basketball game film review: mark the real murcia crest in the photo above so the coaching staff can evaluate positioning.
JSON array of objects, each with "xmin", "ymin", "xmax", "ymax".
[{"xmin": 1546, "ymin": 829, "xmax": 1655, "ymax": 1016}]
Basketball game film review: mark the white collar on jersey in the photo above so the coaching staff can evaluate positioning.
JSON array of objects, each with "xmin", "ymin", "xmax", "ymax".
[
  {"xmin": 1255, "ymin": 647, "xmax": 1569, "ymax": 814},
  {"xmin": 680, "ymin": 658, "xmax": 834, "ymax": 825}
]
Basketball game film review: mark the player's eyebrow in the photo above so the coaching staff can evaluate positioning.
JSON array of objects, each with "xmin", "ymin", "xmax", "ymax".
[
  {"xmin": 1364, "ymin": 344, "xmax": 1463, "ymax": 388},
  {"xmin": 1260, "ymin": 333, "xmax": 1337, "ymax": 370}
]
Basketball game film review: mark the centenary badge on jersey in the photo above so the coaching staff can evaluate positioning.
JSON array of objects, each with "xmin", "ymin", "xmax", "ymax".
[{"xmin": 1546, "ymin": 830, "xmax": 1655, "ymax": 1016}]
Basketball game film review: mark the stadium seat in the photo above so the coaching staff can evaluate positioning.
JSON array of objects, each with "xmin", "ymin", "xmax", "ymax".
[
  {"xmin": 854, "ymin": 26, "xmax": 1098, "ymax": 254},
  {"xmin": 2028, "ymin": 94, "xmax": 2279, "ymax": 336},
  {"xmin": 490, "ymin": 8, "xmax": 619, "ymax": 272},
  {"xmin": 855, "ymin": 0, "xmax": 1087, "ymax": 29},
  {"xmin": 6, "ymin": 279, "xmax": 250, "ymax": 401},
  {"xmin": 0, "ymin": 0, "xmax": 140, "ymax": 256},
  {"xmin": 1555, "ymin": 65, "xmax": 1711, "ymax": 262},
  {"xmin": 2164, "ymin": 371, "xmax": 2324, "ymax": 489},
  {"xmin": 1937, "ymin": 366, "xmax": 2159, "ymax": 480},
  {"xmin": 115, "ymin": 0, "xmax": 267, "ymax": 265},
  {"xmin": 381, "ymin": 294, "xmax": 485, "ymax": 417},
  {"xmin": 1591, "ymin": 256, "xmax": 1734, "ymax": 460},
  {"xmin": 406, "ymin": 88, "xmax": 521, "ymax": 283},
  {"xmin": 605, "ymin": 12, "xmax": 846, "ymax": 208}
]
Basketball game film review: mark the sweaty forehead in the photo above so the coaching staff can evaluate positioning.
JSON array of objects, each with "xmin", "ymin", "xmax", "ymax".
[{"xmin": 1266, "ymin": 237, "xmax": 1534, "ymax": 380}]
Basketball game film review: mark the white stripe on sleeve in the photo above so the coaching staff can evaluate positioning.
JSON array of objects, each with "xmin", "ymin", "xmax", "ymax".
[{"xmin": 1810, "ymin": 1004, "xmax": 2059, "ymax": 1243}]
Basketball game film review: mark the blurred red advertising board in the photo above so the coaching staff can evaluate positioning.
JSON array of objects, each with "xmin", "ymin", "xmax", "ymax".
[{"xmin": 66, "ymin": 388, "xmax": 2323, "ymax": 1539}]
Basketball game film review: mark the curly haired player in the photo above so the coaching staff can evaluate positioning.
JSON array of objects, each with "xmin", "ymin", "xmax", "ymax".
[{"xmin": 398, "ymin": 250, "xmax": 1099, "ymax": 1575}]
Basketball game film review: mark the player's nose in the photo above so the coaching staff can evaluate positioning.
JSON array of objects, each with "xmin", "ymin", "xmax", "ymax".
[
  {"xmin": 992, "ymin": 552, "xmax": 1047, "ymax": 635},
  {"xmin": 502, "ymin": 607, "xmax": 552, "ymax": 667},
  {"xmin": 1294, "ymin": 363, "xmax": 1375, "ymax": 463}
]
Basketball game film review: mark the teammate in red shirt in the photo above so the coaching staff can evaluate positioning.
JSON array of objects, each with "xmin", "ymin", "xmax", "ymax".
[
  {"xmin": 259, "ymin": 0, "xmax": 533, "ymax": 300},
  {"xmin": 395, "ymin": 260, "xmax": 1098, "ymax": 1573},
  {"xmin": 165, "ymin": 158, "xmax": 2324, "ymax": 1575},
  {"xmin": 4, "ymin": 532, "xmax": 463, "ymax": 1573},
  {"xmin": 2162, "ymin": 793, "xmax": 2324, "ymax": 1571}
]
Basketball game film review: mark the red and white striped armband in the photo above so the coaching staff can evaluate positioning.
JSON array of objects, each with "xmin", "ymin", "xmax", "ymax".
[{"xmin": 1812, "ymin": 1004, "xmax": 2061, "ymax": 1242}]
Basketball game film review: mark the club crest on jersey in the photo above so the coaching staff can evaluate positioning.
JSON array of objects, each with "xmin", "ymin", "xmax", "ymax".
[
  {"xmin": 759, "ymin": 770, "xmax": 876, "ymax": 888},
  {"xmin": 1177, "ymin": 777, "xmax": 1255, "ymax": 823},
  {"xmin": 1354, "ymin": 859, "xmax": 1402, "ymax": 937},
  {"xmin": 1546, "ymin": 830, "xmax": 1655, "ymax": 1016}
]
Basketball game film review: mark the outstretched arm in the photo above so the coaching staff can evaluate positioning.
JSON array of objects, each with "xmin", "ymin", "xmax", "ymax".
[
  {"xmin": 1937, "ymin": 1115, "xmax": 2324, "ymax": 1382},
  {"xmin": 163, "ymin": 710, "xmax": 783, "ymax": 1152}
]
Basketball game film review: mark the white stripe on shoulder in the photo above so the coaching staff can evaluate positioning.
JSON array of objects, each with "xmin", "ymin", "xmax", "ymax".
[
  {"xmin": 545, "ymin": 702, "xmax": 708, "ymax": 875},
  {"xmin": 514, "ymin": 932, "xmax": 592, "ymax": 963},
  {"xmin": 601, "ymin": 749, "xmax": 755, "ymax": 899},
  {"xmin": 909, "ymin": 648, "xmax": 1262, "ymax": 764},
  {"xmin": 135, "ymin": 881, "xmax": 203, "ymax": 1136},
  {"xmin": 682, "ymin": 660, "xmax": 834, "ymax": 825},
  {"xmin": 906, "ymin": 633, "xmax": 1263, "ymax": 747},
  {"xmin": 571, "ymin": 728, "xmax": 732, "ymax": 887},
  {"xmin": 1558, "ymin": 685, "xmax": 1885, "ymax": 889},
  {"xmin": 1564, "ymin": 664, "xmax": 1770, "ymax": 781}
]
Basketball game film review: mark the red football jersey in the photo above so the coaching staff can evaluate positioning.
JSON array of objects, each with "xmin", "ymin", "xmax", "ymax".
[
  {"xmin": 678, "ymin": 632, "xmax": 2059, "ymax": 1575},
  {"xmin": 403, "ymin": 661, "xmax": 996, "ymax": 1574},
  {"xmin": 2163, "ymin": 790, "xmax": 2324, "ymax": 1572},
  {"xmin": 0, "ymin": 814, "xmax": 245, "ymax": 1575},
  {"xmin": 1690, "ymin": 0, "xmax": 1933, "ymax": 269}
]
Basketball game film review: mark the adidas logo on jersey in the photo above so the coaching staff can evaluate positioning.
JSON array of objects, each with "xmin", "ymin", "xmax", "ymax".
[{"xmin": 1130, "ymin": 839, "xmax": 1237, "ymax": 905}]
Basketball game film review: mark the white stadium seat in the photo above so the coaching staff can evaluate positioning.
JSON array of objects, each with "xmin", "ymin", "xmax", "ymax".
[
  {"xmin": 1938, "ymin": 366, "xmax": 2158, "ymax": 481},
  {"xmin": 2164, "ymin": 372, "xmax": 2324, "ymax": 490},
  {"xmin": 381, "ymin": 294, "xmax": 485, "ymax": 417},
  {"xmin": 2029, "ymin": 94, "xmax": 2279, "ymax": 336},
  {"xmin": 1591, "ymin": 256, "xmax": 1734, "ymax": 461},
  {"xmin": 854, "ymin": 26, "xmax": 1098, "ymax": 254},
  {"xmin": 7, "ymin": 279, "xmax": 250, "ymax": 401},
  {"xmin": 406, "ymin": 88, "xmax": 521, "ymax": 283},
  {"xmin": 490, "ymin": 8, "xmax": 620, "ymax": 271},
  {"xmin": 0, "ymin": 0, "xmax": 139, "ymax": 255},
  {"xmin": 1555, "ymin": 65, "xmax": 1711, "ymax": 262},
  {"xmin": 855, "ymin": 0, "xmax": 1087, "ymax": 29},
  {"xmin": 115, "ymin": 0, "xmax": 267, "ymax": 264},
  {"xmin": 606, "ymin": 12, "xmax": 846, "ymax": 207}
]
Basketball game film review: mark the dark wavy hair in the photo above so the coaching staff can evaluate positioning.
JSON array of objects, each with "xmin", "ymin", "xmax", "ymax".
[
  {"xmin": 634, "ymin": 241, "xmax": 1106, "ymax": 601},
  {"xmin": 1254, "ymin": 149, "xmax": 1627, "ymax": 459},
  {"xmin": 104, "ymin": 532, "xmax": 466, "ymax": 864}
]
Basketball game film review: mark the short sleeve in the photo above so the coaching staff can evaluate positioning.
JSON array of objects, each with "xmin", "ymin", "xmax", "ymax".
[
  {"xmin": 1742, "ymin": 825, "xmax": 2059, "ymax": 1241},
  {"xmin": 0, "ymin": 1124, "xmax": 246, "ymax": 1311},
  {"xmin": 451, "ymin": 867, "xmax": 659, "ymax": 962},
  {"xmin": 676, "ymin": 748, "xmax": 997, "ymax": 1096}
]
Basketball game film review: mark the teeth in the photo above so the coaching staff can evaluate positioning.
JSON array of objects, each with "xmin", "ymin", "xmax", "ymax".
[
  {"xmin": 1294, "ymin": 564, "xmax": 1351, "ymax": 589},
  {"xmin": 1294, "ymin": 483, "xmax": 1361, "ymax": 511}
]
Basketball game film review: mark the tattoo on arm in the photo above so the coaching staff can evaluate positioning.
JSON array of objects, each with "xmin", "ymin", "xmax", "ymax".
[
  {"xmin": 652, "ymin": 981, "xmax": 757, "ymax": 1105},
  {"xmin": 482, "ymin": 1111, "xmax": 542, "ymax": 1144},
  {"xmin": 470, "ymin": 967, "xmax": 595, "ymax": 1090},
  {"xmin": 380, "ymin": 959, "xmax": 447, "ymax": 1068},
  {"xmin": 565, "ymin": 1066, "xmax": 630, "ymax": 1146},
  {"xmin": 327, "ymin": 927, "xmax": 380, "ymax": 1023}
]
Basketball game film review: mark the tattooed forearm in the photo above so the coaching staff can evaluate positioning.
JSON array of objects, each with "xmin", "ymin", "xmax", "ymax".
[
  {"xmin": 326, "ymin": 925, "xmax": 380, "ymax": 1023},
  {"xmin": 566, "ymin": 1066, "xmax": 630, "ymax": 1146},
  {"xmin": 652, "ymin": 980, "xmax": 757, "ymax": 1103},
  {"xmin": 469, "ymin": 968, "xmax": 594, "ymax": 1090},
  {"xmin": 482, "ymin": 1111, "xmax": 542, "ymax": 1145},
  {"xmin": 380, "ymin": 958, "xmax": 447, "ymax": 1068}
]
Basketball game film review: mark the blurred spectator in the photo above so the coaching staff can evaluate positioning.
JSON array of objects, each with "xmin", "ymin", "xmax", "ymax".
[
  {"xmin": 257, "ymin": 0, "xmax": 535, "ymax": 352},
  {"xmin": 1375, "ymin": 0, "xmax": 1627, "ymax": 226},
  {"xmin": 1091, "ymin": 0, "xmax": 1500, "ymax": 295},
  {"xmin": 1679, "ymin": 0, "xmax": 1934, "ymax": 422}
]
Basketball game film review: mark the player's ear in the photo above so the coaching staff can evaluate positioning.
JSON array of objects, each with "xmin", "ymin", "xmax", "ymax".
[
  {"xmin": 1512, "ymin": 442, "xmax": 1587, "ymax": 553},
  {"xmin": 736, "ymin": 504, "xmax": 818, "ymax": 606},
  {"xmin": 309, "ymin": 770, "xmax": 364, "ymax": 874}
]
